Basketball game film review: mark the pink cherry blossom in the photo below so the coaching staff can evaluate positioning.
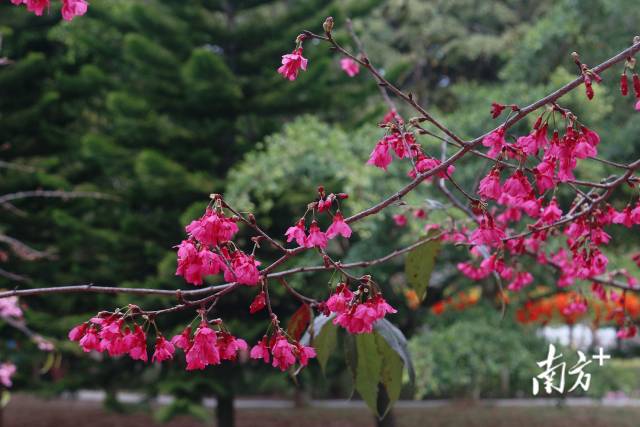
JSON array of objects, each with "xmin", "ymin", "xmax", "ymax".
[
  {"xmin": 296, "ymin": 344, "xmax": 317, "ymax": 366},
  {"xmin": 217, "ymin": 333, "xmax": 248, "ymax": 361},
  {"xmin": 68, "ymin": 323, "xmax": 88, "ymax": 342},
  {"xmin": 176, "ymin": 241, "xmax": 226, "ymax": 286},
  {"xmin": 250, "ymin": 337, "xmax": 270, "ymax": 363},
  {"xmin": 612, "ymin": 205, "xmax": 634, "ymax": 228},
  {"xmin": 507, "ymin": 271, "xmax": 533, "ymax": 291},
  {"xmin": 305, "ymin": 221, "xmax": 328, "ymax": 248},
  {"xmin": 271, "ymin": 336, "xmax": 296, "ymax": 371},
  {"xmin": 24, "ymin": 0, "xmax": 49, "ymax": 16},
  {"xmin": 367, "ymin": 138, "xmax": 393, "ymax": 170},
  {"xmin": 0, "ymin": 296, "xmax": 22, "ymax": 319},
  {"xmin": 171, "ymin": 327, "xmax": 192, "ymax": 351},
  {"xmin": 326, "ymin": 284, "xmax": 353, "ymax": 313},
  {"xmin": 126, "ymin": 325, "xmax": 148, "ymax": 362},
  {"xmin": 482, "ymin": 128, "xmax": 506, "ymax": 158},
  {"xmin": 278, "ymin": 48, "xmax": 308, "ymax": 81},
  {"xmin": 409, "ymin": 155, "xmax": 455, "ymax": 180},
  {"xmin": 0, "ymin": 363, "xmax": 16, "ymax": 388},
  {"xmin": 326, "ymin": 212, "xmax": 352, "ymax": 239},
  {"xmin": 152, "ymin": 336, "xmax": 175, "ymax": 363},
  {"xmin": 340, "ymin": 58, "xmax": 360, "ymax": 77},
  {"xmin": 534, "ymin": 158, "xmax": 556, "ymax": 194},
  {"xmin": 186, "ymin": 323, "xmax": 220, "ymax": 370},
  {"xmin": 541, "ymin": 198, "xmax": 562, "ymax": 224},
  {"xmin": 79, "ymin": 327, "xmax": 100, "ymax": 352},
  {"xmin": 224, "ymin": 251, "xmax": 261, "ymax": 285},
  {"xmin": 61, "ymin": 0, "xmax": 87, "ymax": 20},
  {"xmin": 478, "ymin": 169, "xmax": 502, "ymax": 200},
  {"xmin": 285, "ymin": 219, "xmax": 307, "ymax": 246},
  {"xmin": 185, "ymin": 210, "xmax": 238, "ymax": 246}
]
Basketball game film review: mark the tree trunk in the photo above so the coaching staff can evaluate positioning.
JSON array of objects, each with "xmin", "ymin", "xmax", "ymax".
[
  {"xmin": 376, "ymin": 384, "xmax": 396, "ymax": 427},
  {"xmin": 216, "ymin": 393, "xmax": 235, "ymax": 427}
]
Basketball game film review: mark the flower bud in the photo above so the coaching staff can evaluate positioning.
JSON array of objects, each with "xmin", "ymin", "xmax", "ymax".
[
  {"xmin": 621, "ymin": 73, "xmax": 629, "ymax": 96},
  {"xmin": 633, "ymin": 73, "xmax": 640, "ymax": 98},
  {"xmin": 323, "ymin": 16, "xmax": 334, "ymax": 35}
]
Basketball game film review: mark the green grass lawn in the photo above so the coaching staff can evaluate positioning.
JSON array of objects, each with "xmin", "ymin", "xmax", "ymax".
[{"xmin": 6, "ymin": 395, "xmax": 640, "ymax": 427}]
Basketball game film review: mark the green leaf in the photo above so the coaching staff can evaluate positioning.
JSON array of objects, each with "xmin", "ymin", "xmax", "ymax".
[
  {"xmin": 312, "ymin": 317, "xmax": 338, "ymax": 373},
  {"xmin": 404, "ymin": 237, "xmax": 441, "ymax": 301},
  {"xmin": 1, "ymin": 390, "xmax": 10, "ymax": 408},
  {"xmin": 374, "ymin": 319, "xmax": 415, "ymax": 387},
  {"xmin": 375, "ymin": 333, "xmax": 404, "ymax": 417},
  {"xmin": 301, "ymin": 314, "xmax": 337, "ymax": 373},
  {"xmin": 355, "ymin": 333, "xmax": 382, "ymax": 417}
]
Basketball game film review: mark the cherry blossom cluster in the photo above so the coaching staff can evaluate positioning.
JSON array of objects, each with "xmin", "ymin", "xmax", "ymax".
[
  {"xmin": 323, "ymin": 281, "xmax": 396, "ymax": 334},
  {"xmin": 175, "ymin": 197, "xmax": 260, "ymax": 286},
  {"xmin": 8, "ymin": 0, "xmax": 87, "ymax": 21},
  {"xmin": 68, "ymin": 309, "xmax": 249, "ymax": 369},
  {"xmin": 284, "ymin": 187, "xmax": 352, "ymax": 249},
  {"xmin": 250, "ymin": 332, "xmax": 316, "ymax": 372}
]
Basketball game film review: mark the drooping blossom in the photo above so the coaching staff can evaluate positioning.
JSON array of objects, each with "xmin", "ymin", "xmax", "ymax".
[
  {"xmin": 185, "ymin": 323, "xmax": 220, "ymax": 370},
  {"xmin": 68, "ymin": 323, "xmax": 88, "ymax": 342},
  {"xmin": 328, "ymin": 288, "xmax": 397, "ymax": 334},
  {"xmin": 457, "ymin": 262, "xmax": 491, "ymax": 280},
  {"xmin": 61, "ymin": 0, "xmax": 87, "ymax": 20},
  {"xmin": 534, "ymin": 158, "xmax": 556, "ymax": 194},
  {"xmin": 278, "ymin": 48, "xmax": 308, "ymax": 81},
  {"xmin": 326, "ymin": 212, "xmax": 352, "ymax": 239},
  {"xmin": 185, "ymin": 210, "xmax": 238, "ymax": 246},
  {"xmin": 305, "ymin": 221, "xmax": 328, "ymax": 248},
  {"xmin": 170, "ymin": 327, "xmax": 192, "ymax": 351},
  {"xmin": 271, "ymin": 336, "xmax": 296, "ymax": 371},
  {"xmin": 507, "ymin": 271, "xmax": 533, "ymax": 291},
  {"xmin": 482, "ymin": 128, "xmax": 506, "ymax": 158},
  {"xmin": 285, "ymin": 219, "xmax": 307, "ymax": 246},
  {"xmin": 326, "ymin": 283, "xmax": 353, "ymax": 313},
  {"xmin": 217, "ymin": 333, "xmax": 248, "ymax": 361},
  {"xmin": 540, "ymin": 198, "xmax": 562, "ymax": 224},
  {"xmin": 176, "ymin": 241, "xmax": 225, "ymax": 286},
  {"xmin": 152, "ymin": 336, "xmax": 175, "ymax": 363},
  {"xmin": 296, "ymin": 344, "xmax": 317, "ymax": 366},
  {"xmin": 340, "ymin": 58, "xmax": 360, "ymax": 77},
  {"xmin": 478, "ymin": 169, "xmax": 502, "ymax": 200},
  {"xmin": 382, "ymin": 109, "xmax": 403, "ymax": 125},
  {"xmin": 249, "ymin": 291, "xmax": 267, "ymax": 314},
  {"xmin": 249, "ymin": 337, "xmax": 270, "ymax": 363},
  {"xmin": 25, "ymin": 0, "xmax": 49, "ymax": 16},
  {"xmin": 413, "ymin": 209, "xmax": 426, "ymax": 219},
  {"xmin": 469, "ymin": 215, "xmax": 505, "ymax": 247},
  {"xmin": 0, "ymin": 296, "xmax": 22, "ymax": 319},
  {"xmin": 612, "ymin": 205, "xmax": 635, "ymax": 228},
  {"xmin": 224, "ymin": 250, "xmax": 261, "ymax": 285},
  {"xmin": 367, "ymin": 138, "xmax": 393, "ymax": 170},
  {"xmin": 503, "ymin": 170, "xmax": 532, "ymax": 201},
  {"xmin": 409, "ymin": 155, "xmax": 455, "ymax": 180},
  {"xmin": 0, "ymin": 363, "xmax": 16, "ymax": 388},
  {"xmin": 125, "ymin": 325, "xmax": 148, "ymax": 362},
  {"xmin": 490, "ymin": 102, "xmax": 506, "ymax": 118},
  {"xmin": 79, "ymin": 327, "xmax": 100, "ymax": 352}
]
